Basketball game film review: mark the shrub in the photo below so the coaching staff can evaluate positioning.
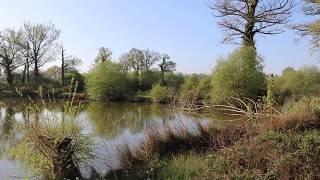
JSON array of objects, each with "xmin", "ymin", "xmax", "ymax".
[
  {"xmin": 274, "ymin": 66, "xmax": 320, "ymax": 101},
  {"xmin": 211, "ymin": 46, "xmax": 266, "ymax": 102},
  {"xmin": 164, "ymin": 72, "xmax": 185, "ymax": 89},
  {"xmin": 65, "ymin": 71, "xmax": 85, "ymax": 92},
  {"xmin": 85, "ymin": 61, "xmax": 128, "ymax": 100},
  {"xmin": 149, "ymin": 84, "xmax": 169, "ymax": 103},
  {"xmin": 140, "ymin": 70, "xmax": 161, "ymax": 91},
  {"xmin": 179, "ymin": 75, "xmax": 201, "ymax": 107}
]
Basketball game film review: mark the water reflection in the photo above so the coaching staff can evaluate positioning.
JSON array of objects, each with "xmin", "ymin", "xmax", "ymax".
[
  {"xmin": 86, "ymin": 102, "xmax": 176, "ymax": 138},
  {"xmin": 0, "ymin": 99, "xmax": 215, "ymax": 178}
]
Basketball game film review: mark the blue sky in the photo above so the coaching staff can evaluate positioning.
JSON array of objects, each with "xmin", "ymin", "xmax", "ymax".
[{"xmin": 0, "ymin": 0, "xmax": 317, "ymax": 74}]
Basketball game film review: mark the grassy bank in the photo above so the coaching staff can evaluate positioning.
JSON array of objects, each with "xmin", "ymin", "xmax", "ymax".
[{"xmin": 106, "ymin": 97, "xmax": 320, "ymax": 179}]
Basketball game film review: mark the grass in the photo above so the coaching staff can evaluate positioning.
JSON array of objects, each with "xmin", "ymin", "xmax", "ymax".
[{"xmin": 161, "ymin": 130, "xmax": 320, "ymax": 179}]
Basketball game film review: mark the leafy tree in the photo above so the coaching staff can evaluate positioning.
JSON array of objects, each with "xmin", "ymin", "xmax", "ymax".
[
  {"xmin": 21, "ymin": 22, "xmax": 60, "ymax": 80},
  {"xmin": 0, "ymin": 29, "xmax": 24, "ymax": 86},
  {"xmin": 210, "ymin": 0, "xmax": 296, "ymax": 47},
  {"xmin": 140, "ymin": 70, "xmax": 161, "ymax": 91},
  {"xmin": 85, "ymin": 61, "xmax": 128, "ymax": 100},
  {"xmin": 65, "ymin": 71, "xmax": 85, "ymax": 92},
  {"xmin": 178, "ymin": 74, "xmax": 211, "ymax": 105},
  {"xmin": 44, "ymin": 66, "xmax": 61, "ymax": 81},
  {"xmin": 211, "ymin": 46, "xmax": 266, "ymax": 102},
  {"xmin": 274, "ymin": 65, "xmax": 320, "ymax": 97},
  {"xmin": 164, "ymin": 72, "xmax": 185, "ymax": 89},
  {"xmin": 119, "ymin": 48, "xmax": 163, "ymax": 90},
  {"xmin": 94, "ymin": 47, "xmax": 112, "ymax": 64},
  {"xmin": 150, "ymin": 83, "xmax": 169, "ymax": 103}
]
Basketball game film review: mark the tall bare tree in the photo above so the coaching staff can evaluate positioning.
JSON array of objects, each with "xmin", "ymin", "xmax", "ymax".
[
  {"xmin": 61, "ymin": 45, "xmax": 81, "ymax": 86},
  {"xmin": 119, "ymin": 53, "xmax": 131, "ymax": 72},
  {"xmin": 142, "ymin": 49, "xmax": 161, "ymax": 70},
  {"xmin": 127, "ymin": 48, "xmax": 145, "ymax": 74},
  {"xmin": 21, "ymin": 22, "xmax": 60, "ymax": 80},
  {"xmin": 0, "ymin": 29, "xmax": 24, "ymax": 86},
  {"xmin": 210, "ymin": 0, "xmax": 296, "ymax": 47},
  {"xmin": 291, "ymin": 0, "xmax": 320, "ymax": 51},
  {"xmin": 21, "ymin": 44, "xmax": 32, "ymax": 84},
  {"xmin": 94, "ymin": 47, "xmax": 112, "ymax": 64}
]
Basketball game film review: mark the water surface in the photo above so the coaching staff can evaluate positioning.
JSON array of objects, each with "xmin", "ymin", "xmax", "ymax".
[{"xmin": 0, "ymin": 99, "xmax": 222, "ymax": 179}]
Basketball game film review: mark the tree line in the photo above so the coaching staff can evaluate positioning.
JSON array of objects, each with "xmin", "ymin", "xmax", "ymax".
[
  {"xmin": 1, "ymin": 0, "xmax": 320, "ymax": 103},
  {"xmin": 0, "ymin": 22, "xmax": 81, "ymax": 88}
]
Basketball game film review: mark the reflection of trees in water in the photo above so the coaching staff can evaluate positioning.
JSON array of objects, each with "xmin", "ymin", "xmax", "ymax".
[
  {"xmin": 0, "ymin": 99, "xmax": 83, "ymax": 141},
  {"xmin": 85, "ymin": 102, "xmax": 175, "ymax": 138},
  {"xmin": 2, "ymin": 106, "xmax": 14, "ymax": 137},
  {"xmin": 0, "ymin": 106, "xmax": 17, "ymax": 155}
]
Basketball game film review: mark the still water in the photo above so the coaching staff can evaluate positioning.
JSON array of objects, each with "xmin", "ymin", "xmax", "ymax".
[{"xmin": 0, "ymin": 98, "xmax": 221, "ymax": 179}]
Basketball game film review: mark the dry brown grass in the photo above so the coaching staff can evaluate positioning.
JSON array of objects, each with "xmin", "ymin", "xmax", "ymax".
[{"xmin": 261, "ymin": 112, "xmax": 319, "ymax": 132}]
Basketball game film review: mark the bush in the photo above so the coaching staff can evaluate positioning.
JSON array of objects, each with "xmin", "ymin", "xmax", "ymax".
[
  {"xmin": 149, "ymin": 84, "xmax": 169, "ymax": 103},
  {"xmin": 65, "ymin": 71, "xmax": 85, "ymax": 92},
  {"xmin": 164, "ymin": 72, "xmax": 185, "ymax": 89},
  {"xmin": 140, "ymin": 70, "xmax": 161, "ymax": 91},
  {"xmin": 274, "ymin": 66, "xmax": 320, "ymax": 101},
  {"xmin": 179, "ymin": 75, "xmax": 200, "ymax": 106},
  {"xmin": 211, "ymin": 46, "xmax": 266, "ymax": 102},
  {"xmin": 85, "ymin": 61, "xmax": 128, "ymax": 100}
]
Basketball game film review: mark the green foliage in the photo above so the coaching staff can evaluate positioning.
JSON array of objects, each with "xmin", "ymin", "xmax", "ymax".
[
  {"xmin": 65, "ymin": 71, "xmax": 85, "ymax": 92},
  {"xmin": 155, "ymin": 130, "xmax": 320, "ymax": 179},
  {"xmin": 274, "ymin": 66, "xmax": 320, "ymax": 100},
  {"xmin": 282, "ymin": 96, "xmax": 320, "ymax": 113},
  {"xmin": 85, "ymin": 61, "xmax": 128, "ymax": 100},
  {"xmin": 149, "ymin": 83, "xmax": 169, "ymax": 103},
  {"xmin": 211, "ymin": 46, "xmax": 266, "ymax": 102},
  {"xmin": 156, "ymin": 152, "xmax": 204, "ymax": 180},
  {"xmin": 179, "ymin": 75, "xmax": 201, "ymax": 104},
  {"xmin": 163, "ymin": 72, "xmax": 185, "ymax": 89},
  {"xmin": 140, "ymin": 70, "xmax": 161, "ymax": 91},
  {"xmin": 265, "ymin": 75, "xmax": 276, "ymax": 108},
  {"xmin": 173, "ymin": 74, "xmax": 212, "ymax": 107}
]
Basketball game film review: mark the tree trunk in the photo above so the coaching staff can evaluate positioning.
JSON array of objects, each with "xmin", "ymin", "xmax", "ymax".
[
  {"xmin": 22, "ymin": 63, "xmax": 26, "ymax": 84},
  {"xmin": 26, "ymin": 61, "xmax": 30, "ymax": 83},
  {"xmin": 5, "ymin": 66, "xmax": 13, "ymax": 87},
  {"xmin": 61, "ymin": 47, "xmax": 65, "ymax": 87},
  {"xmin": 243, "ymin": 1, "xmax": 258, "ymax": 47},
  {"xmin": 160, "ymin": 70, "xmax": 164, "ymax": 85},
  {"xmin": 34, "ymin": 55, "xmax": 39, "ymax": 82}
]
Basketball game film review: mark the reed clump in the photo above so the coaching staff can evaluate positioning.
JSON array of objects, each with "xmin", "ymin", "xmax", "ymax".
[{"xmin": 10, "ymin": 82, "xmax": 93, "ymax": 179}]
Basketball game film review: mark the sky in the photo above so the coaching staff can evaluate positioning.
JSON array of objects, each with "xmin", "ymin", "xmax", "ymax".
[{"xmin": 0, "ymin": 0, "xmax": 317, "ymax": 75}]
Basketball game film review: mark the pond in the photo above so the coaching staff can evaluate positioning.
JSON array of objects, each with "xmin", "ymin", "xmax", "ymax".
[{"xmin": 0, "ymin": 98, "xmax": 224, "ymax": 179}]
